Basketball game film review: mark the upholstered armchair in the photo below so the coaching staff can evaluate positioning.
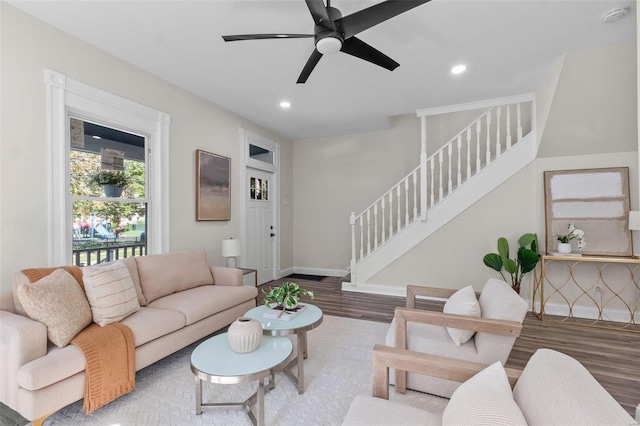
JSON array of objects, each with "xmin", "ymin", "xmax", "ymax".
[{"xmin": 386, "ymin": 278, "xmax": 528, "ymax": 397}]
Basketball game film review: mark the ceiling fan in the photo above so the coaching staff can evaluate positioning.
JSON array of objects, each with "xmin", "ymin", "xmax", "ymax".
[{"xmin": 222, "ymin": 0, "xmax": 431, "ymax": 84}]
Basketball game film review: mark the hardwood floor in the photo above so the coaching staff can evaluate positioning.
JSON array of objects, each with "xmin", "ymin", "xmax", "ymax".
[{"xmin": 263, "ymin": 275, "xmax": 640, "ymax": 417}]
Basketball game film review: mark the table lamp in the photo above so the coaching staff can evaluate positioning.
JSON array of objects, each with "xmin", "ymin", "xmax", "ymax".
[{"xmin": 221, "ymin": 238, "xmax": 241, "ymax": 268}]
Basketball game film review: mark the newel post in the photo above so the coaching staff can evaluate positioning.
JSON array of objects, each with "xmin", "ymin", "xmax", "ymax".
[
  {"xmin": 350, "ymin": 212, "xmax": 357, "ymax": 286},
  {"xmin": 420, "ymin": 116, "xmax": 428, "ymax": 221}
]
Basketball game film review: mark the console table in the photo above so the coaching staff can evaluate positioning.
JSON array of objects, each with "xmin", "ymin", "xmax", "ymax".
[{"xmin": 533, "ymin": 255, "xmax": 640, "ymax": 332}]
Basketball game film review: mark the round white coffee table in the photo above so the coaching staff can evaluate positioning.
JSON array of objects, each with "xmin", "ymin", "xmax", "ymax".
[
  {"xmin": 190, "ymin": 333, "xmax": 293, "ymax": 426},
  {"xmin": 244, "ymin": 303, "xmax": 323, "ymax": 394}
]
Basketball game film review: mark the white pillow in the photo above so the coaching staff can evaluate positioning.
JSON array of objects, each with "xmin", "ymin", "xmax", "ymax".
[
  {"xmin": 83, "ymin": 261, "xmax": 140, "ymax": 326},
  {"xmin": 443, "ymin": 285, "xmax": 481, "ymax": 346},
  {"xmin": 442, "ymin": 361, "xmax": 527, "ymax": 426}
]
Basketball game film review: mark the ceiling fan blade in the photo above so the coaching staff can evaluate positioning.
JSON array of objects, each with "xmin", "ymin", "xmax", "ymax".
[
  {"xmin": 341, "ymin": 37, "xmax": 399, "ymax": 71},
  {"xmin": 337, "ymin": 0, "xmax": 431, "ymax": 39},
  {"xmin": 222, "ymin": 34, "xmax": 314, "ymax": 42},
  {"xmin": 297, "ymin": 49, "xmax": 323, "ymax": 84},
  {"xmin": 305, "ymin": 0, "xmax": 332, "ymax": 27}
]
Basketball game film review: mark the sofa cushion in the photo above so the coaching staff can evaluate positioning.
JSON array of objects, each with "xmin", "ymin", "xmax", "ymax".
[
  {"xmin": 342, "ymin": 395, "xmax": 440, "ymax": 426},
  {"xmin": 120, "ymin": 306, "xmax": 186, "ymax": 347},
  {"xmin": 83, "ymin": 261, "xmax": 140, "ymax": 326},
  {"xmin": 17, "ymin": 344, "xmax": 86, "ymax": 391},
  {"xmin": 442, "ymin": 361, "xmax": 527, "ymax": 426},
  {"xmin": 17, "ymin": 269, "xmax": 92, "ymax": 348},
  {"xmin": 135, "ymin": 249, "xmax": 214, "ymax": 304},
  {"xmin": 442, "ymin": 285, "xmax": 481, "ymax": 346},
  {"xmin": 514, "ymin": 349, "xmax": 636, "ymax": 426},
  {"xmin": 120, "ymin": 257, "xmax": 147, "ymax": 306},
  {"xmin": 148, "ymin": 285, "xmax": 257, "ymax": 326}
]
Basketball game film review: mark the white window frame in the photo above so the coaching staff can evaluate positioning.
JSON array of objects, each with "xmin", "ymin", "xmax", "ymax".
[{"xmin": 46, "ymin": 69, "xmax": 170, "ymax": 265}]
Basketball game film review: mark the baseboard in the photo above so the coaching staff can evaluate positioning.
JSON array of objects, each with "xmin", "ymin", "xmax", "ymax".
[
  {"xmin": 277, "ymin": 267, "xmax": 294, "ymax": 279},
  {"xmin": 293, "ymin": 266, "xmax": 349, "ymax": 277},
  {"xmin": 537, "ymin": 301, "xmax": 639, "ymax": 323},
  {"xmin": 341, "ymin": 281, "xmax": 406, "ymax": 297}
]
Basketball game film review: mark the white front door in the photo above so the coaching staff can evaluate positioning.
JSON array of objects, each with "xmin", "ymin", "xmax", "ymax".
[{"xmin": 246, "ymin": 168, "xmax": 275, "ymax": 284}]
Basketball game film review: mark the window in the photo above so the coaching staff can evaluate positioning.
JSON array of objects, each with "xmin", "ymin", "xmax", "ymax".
[
  {"xmin": 69, "ymin": 119, "xmax": 148, "ymax": 265},
  {"xmin": 46, "ymin": 69, "xmax": 170, "ymax": 266},
  {"xmin": 249, "ymin": 177, "xmax": 269, "ymax": 201}
]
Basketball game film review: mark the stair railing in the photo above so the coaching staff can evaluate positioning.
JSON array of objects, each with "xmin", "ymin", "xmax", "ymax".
[{"xmin": 350, "ymin": 99, "xmax": 533, "ymax": 283}]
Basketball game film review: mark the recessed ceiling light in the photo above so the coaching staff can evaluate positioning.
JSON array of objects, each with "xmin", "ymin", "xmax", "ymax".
[
  {"xmin": 451, "ymin": 64, "xmax": 467, "ymax": 74},
  {"xmin": 92, "ymin": 135, "xmax": 102, "ymax": 139},
  {"xmin": 280, "ymin": 101, "xmax": 291, "ymax": 109}
]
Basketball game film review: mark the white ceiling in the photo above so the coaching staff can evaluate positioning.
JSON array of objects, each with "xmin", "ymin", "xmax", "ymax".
[{"xmin": 9, "ymin": 0, "xmax": 636, "ymax": 141}]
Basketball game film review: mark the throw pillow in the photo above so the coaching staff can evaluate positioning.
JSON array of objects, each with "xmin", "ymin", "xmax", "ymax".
[
  {"xmin": 443, "ymin": 285, "xmax": 481, "ymax": 346},
  {"xmin": 17, "ymin": 269, "xmax": 92, "ymax": 348},
  {"xmin": 442, "ymin": 361, "xmax": 527, "ymax": 426},
  {"xmin": 83, "ymin": 261, "xmax": 140, "ymax": 326}
]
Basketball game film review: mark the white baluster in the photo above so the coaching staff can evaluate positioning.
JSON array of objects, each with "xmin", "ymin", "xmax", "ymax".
[
  {"xmin": 350, "ymin": 212, "xmax": 357, "ymax": 278},
  {"xmin": 412, "ymin": 170, "xmax": 418, "ymax": 220},
  {"xmin": 517, "ymin": 103, "xmax": 523, "ymax": 141},
  {"xmin": 404, "ymin": 178, "xmax": 410, "ymax": 225},
  {"xmin": 396, "ymin": 186, "xmax": 401, "ymax": 227},
  {"xmin": 506, "ymin": 104, "xmax": 512, "ymax": 149},
  {"xmin": 495, "ymin": 106, "xmax": 501, "ymax": 156},
  {"xmin": 373, "ymin": 204, "xmax": 378, "ymax": 250},
  {"xmin": 366, "ymin": 210, "xmax": 371, "ymax": 255},
  {"xmin": 429, "ymin": 157, "xmax": 435, "ymax": 207},
  {"xmin": 476, "ymin": 120, "xmax": 481, "ymax": 172},
  {"xmin": 359, "ymin": 218, "xmax": 364, "ymax": 259},
  {"xmin": 466, "ymin": 128, "xmax": 472, "ymax": 180},
  {"xmin": 485, "ymin": 113, "xmax": 491, "ymax": 165},
  {"xmin": 447, "ymin": 143, "xmax": 453, "ymax": 194},
  {"xmin": 388, "ymin": 193, "xmax": 393, "ymax": 237},
  {"xmin": 456, "ymin": 135, "xmax": 462, "ymax": 188},
  {"xmin": 381, "ymin": 199, "xmax": 386, "ymax": 243},
  {"xmin": 438, "ymin": 150, "xmax": 444, "ymax": 201}
]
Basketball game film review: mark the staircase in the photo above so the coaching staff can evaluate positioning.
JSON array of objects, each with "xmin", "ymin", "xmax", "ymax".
[{"xmin": 347, "ymin": 95, "xmax": 538, "ymax": 293}]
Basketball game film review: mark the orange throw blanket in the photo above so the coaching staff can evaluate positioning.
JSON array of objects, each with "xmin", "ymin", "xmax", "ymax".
[
  {"xmin": 22, "ymin": 266, "xmax": 136, "ymax": 413},
  {"xmin": 71, "ymin": 323, "xmax": 136, "ymax": 413}
]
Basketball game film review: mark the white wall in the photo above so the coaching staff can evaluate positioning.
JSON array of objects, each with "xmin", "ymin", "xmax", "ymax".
[
  {"xmin": 292, "ymin": 114, "xmax": 421, "ymax": 272},
  {"xmin": 292, "ymin": 41, "xmax": 638, "ymax": 282},
  {"xmin": 0, "ymin": 4, "xmax": 293, "ymax": 309}
]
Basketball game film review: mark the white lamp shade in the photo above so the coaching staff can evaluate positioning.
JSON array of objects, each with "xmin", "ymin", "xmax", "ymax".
[
  {"xmin": 629, "ymin": 211, "xmax": 640, "ymax": 231},
  {"xmin": 221, "ymin": 238, "xmax": 241, "ymax": 257}
]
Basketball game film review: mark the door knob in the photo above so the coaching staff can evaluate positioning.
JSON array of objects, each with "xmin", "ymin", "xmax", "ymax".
[{"xmin": 270, "ymin": 233, "xmax": 275, "ymax": 237}]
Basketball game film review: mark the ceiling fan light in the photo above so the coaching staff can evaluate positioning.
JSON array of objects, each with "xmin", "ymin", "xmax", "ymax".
[{"xmin": 316, "ymin": 37, "xmax": 342, "ymax": 55}]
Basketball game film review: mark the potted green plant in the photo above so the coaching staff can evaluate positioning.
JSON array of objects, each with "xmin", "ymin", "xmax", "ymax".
[
  {"xmin": 555, "ymin": 223, "xmax": 586, "ymax": 254},
  {"xmin": 263, "ymin": 282, "xmax": 314, "ymax": 309},
  {"xmin": 483, "ymin": 233, "xmax": 540, "ymax": 294},
  {"xmin": 89, "ymin": 170, "xmax": 128, "ymax": 197}
]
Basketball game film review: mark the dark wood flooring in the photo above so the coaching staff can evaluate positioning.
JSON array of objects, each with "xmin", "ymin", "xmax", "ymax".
[
  {"xmin": 2, "ymin": 275, "xmax": 637, "ymax": 425},
  {"xmin": 265, "ymin": 275, "xmax": 640, "ymax": 417}
]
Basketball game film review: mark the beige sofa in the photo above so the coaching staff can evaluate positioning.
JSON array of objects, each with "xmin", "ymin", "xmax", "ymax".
[
  {"xmin": 343, "ymin": 345, "xmax": 637, "ymax": 425},
  {"xmin": 0, "ymin": 248, "xmax": 258, "ymax": 421}
]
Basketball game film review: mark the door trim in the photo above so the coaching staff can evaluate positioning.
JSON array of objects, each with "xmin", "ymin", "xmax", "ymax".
[{"xmin": 239, "ymin": 128, "xmax": 280, "ymax": 283}]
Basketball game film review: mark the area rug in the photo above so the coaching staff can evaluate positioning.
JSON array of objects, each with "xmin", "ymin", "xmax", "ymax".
[
  {"xmin": 285, "ymin": 273, "xmax": 327, "ymax": 282},
  {"xmin": 43, "ymin": 315, "xmax": 448, "ymax": 425}
]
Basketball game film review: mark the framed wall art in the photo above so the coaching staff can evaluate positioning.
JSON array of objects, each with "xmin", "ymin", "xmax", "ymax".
[
  {"xmin": 543, "ymin": 167, "xmax": 633, "ymax": 257},
  {"xmin": 196, "ymin": 150, "xmax": 231, "ymax": 221}
]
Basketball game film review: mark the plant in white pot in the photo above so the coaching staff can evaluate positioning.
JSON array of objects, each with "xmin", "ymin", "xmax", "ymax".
[
  {"xmin": 262, "ymin": 282, "xmax": 314, "ymax": 310},
  {"xmin": 555, "ymin": 223, "xmax": 586, "ymax": 254}
]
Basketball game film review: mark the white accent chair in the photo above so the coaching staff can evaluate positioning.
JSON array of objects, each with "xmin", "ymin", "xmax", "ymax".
[
  {"xmin": 342, "ymin": 346, "xmax": 637, "ymax": 426},
  {"xmin": 386, "ymin": 278, "xmax": 528, "ymax": 397}
]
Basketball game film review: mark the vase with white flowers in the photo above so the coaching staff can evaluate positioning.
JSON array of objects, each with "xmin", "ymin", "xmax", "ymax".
[{"xmin": 555, "ymin": 223, "xmax": 586, "ymax": 254}]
